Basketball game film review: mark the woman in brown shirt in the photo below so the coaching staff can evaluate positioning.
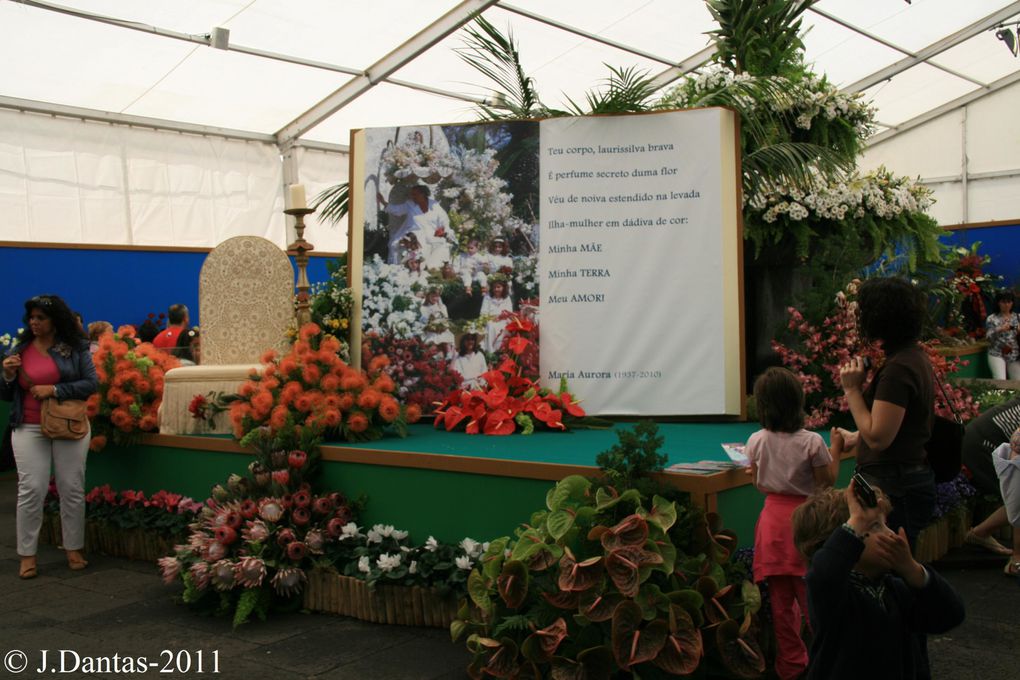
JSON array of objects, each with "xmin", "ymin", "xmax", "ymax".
[{"xmin": 836, "ymin": 277, "xmax": 935, "ymax": 548}]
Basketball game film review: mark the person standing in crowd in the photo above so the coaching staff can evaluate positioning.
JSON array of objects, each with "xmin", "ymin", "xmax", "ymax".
[
  {"xmin": 746, "ymin": 367, "xmax": 839, "ymax": 680},
  {"xmin": 153, "ymin": 304, "xmax": 189, "ymax": 351},
  {"xmin": 985, "ymin": 290, "xmax": 1020, "ymax": 380},
  {"xmin": 960, "ymin": 395, "xmax": 1020, "ymax": 568},
  {"xmin": 993, "ymin": 428, "xmax": 1020, "ymax": 577},
  {"xmin": 835, "ymin": 277, "xmax": 935, "ymax": 549},
  {"xmin": 0, "ymin": 295, "xmax": 97, "ymax": 579},
  {"xmin": 791, "ymin": 482, "xmax": 965, "ymax": 680}
]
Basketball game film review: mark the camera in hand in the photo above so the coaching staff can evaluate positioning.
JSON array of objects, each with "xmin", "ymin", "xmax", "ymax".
[
  {"xmin": 852, "ymin": 472, "xmax": 878, "ymax": 508},
  {"xmin": 861, "ymin": 356, "xmax": 872, "ymax": 370}
]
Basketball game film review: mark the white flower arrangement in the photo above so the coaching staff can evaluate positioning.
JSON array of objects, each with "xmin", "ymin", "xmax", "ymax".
[{"xmin": 361, "ymin": 255, "xmax": 426, "ymax": 339}]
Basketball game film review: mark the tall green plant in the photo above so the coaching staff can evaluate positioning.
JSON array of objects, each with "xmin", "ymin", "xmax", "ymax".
[{"xmin": 706, "ymin": 0, "xmax": 816, "ymax": 76}]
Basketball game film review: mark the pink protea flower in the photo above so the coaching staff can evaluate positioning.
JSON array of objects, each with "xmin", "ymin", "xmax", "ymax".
[
  {"xmin": 214, "ymin": 525, "xmax": 237, "ymax": 545},
  {"xmin": 210, "ymin": 560, "xmax": 236, "ymax": 592},
  {"xmin": 259, "ymin": 499, "xmax": 284, "ymax": 523},
  {"xmin": 243, "ymin": 520, "xmax": 270, "ymax": 543},
  {"xmin": 312, "ymin": 496, "xmax": 333, "ymax": 516},
  {"xmin": 157, "ymin": 556, "xmax": 181, "ymax": 585},
  {"xmin": 271, "ymin": 567, "xmax": 306, "ymax": 597},
  {"xmin": 288, "ymin": 450, "xmax": 307, "ymax": 469},
  {"xmin": 206, "ymin": 541, "xmax": 228, "ymax": 562},
  {"xmin": 326, "ymin": 517, "xmax": 345, "ymax": 538},
  {"xmin": 276, "ymin": 528, "xmax": 296, "ymax": 547},
  {"xmin": 272, "ymin": 469, "xmax": 290, "ymax": 487},
  {"xmin": 286, "ymin": 541, "xmax": 307, "ymax": 562},
  {"xmin": 304, "ymin": 529, "xmax": 325, "ymax": 554},
  {"xmin": 234, "ymin": 556, "xmax": 266, "ymax": 588},
  {"xmin": 189, "ymin": 562, "xmax": 211, "ymax": 590},
  {"xmin": 239, "ymin": 499, "xmax": 258, "ymax": 520},
  {"xmin": 292, "ymin": 489, "xmax": 312, "ymax": 508},
  {"xmin": 291, "ymin": 507, "xmax": 311, "ymax": 527},
  {"xmin": 224, "ymin": 511, "xmax": 243, "ymax": 530}
]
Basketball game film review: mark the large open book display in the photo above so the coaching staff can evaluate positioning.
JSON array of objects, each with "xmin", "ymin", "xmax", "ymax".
[{"xmin": 349, "ymin": 108, "xmax": 745, "ymax": 418}]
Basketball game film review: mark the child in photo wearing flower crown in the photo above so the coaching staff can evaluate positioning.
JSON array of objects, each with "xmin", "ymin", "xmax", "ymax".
[
  {"xmin": 791, "ymin": 481, "xmax": 965, "ymax": 679},
  {"xmin": 745, "ymin": 367, "xmax": 841, "ymax": 680}
]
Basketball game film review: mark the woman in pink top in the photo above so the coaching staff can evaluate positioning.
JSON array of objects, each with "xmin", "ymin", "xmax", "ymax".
[
  {"xmin": 746, "ymin": 367, "xmax": 841, "ymax": 680},
  {"xmin": 0, "ymin": 295, "xmax": 97, "ymax": 580}
]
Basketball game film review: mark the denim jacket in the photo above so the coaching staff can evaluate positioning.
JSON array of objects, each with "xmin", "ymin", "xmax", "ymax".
[{"xmin": 0, "ymin": 339, "xmax": 98, "ymax": 427}]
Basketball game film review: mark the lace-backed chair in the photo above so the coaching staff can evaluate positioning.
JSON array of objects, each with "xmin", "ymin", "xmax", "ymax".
[{"xmin": 159, "ymin": 236, "xmax": 293, "ymax": 434}]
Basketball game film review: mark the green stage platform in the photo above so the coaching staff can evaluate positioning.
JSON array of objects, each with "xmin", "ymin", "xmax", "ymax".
[{"xmin": 2, "ymin": 400, "xmax": 854, "ymax": 548}]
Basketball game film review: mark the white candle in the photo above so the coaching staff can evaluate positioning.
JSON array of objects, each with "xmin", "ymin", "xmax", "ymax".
[{"xmin": 286, "ymin": 183, "xmax": 306, "ymax": 210}]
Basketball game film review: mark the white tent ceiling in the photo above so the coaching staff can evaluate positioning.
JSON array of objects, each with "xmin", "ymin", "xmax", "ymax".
[{"xmin": 3, "ymin": 0, "xmax": 1020, "ymax": 149}]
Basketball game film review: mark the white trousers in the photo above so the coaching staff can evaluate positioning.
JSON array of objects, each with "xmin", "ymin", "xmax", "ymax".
[
  {"xmin": 987, "ymin": 354, "xmax": 1020, "ymax": 381},
  {"xmin": 12, "ymin": 424, "xmax": 90, "ymax": 556}
]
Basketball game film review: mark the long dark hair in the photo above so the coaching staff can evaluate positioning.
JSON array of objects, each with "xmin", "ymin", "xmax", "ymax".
[{"xmin": 17, "ymin": 294, "xmax": 87, "ymax": 348}]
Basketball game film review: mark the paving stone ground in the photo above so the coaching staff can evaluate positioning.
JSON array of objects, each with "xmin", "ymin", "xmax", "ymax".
[{"xmin": 1, "ymin": 472, "xmax": 1017, "ymax": 679}]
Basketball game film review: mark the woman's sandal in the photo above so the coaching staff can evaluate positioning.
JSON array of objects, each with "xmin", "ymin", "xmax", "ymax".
[
  {"xmin": 66, "ymin": 550, "xmax": 88, "ymax": 571},
  {"xmin": 19, "ymin": 558, "xmax": 38, "ymax": 580},
  {"xmin": 965, "ymin": 530, "xmax": 1013, "ymax": 556},
  {"xmin": 1005, "ymin": 559, "xmax": 1020, "ymax": 578}
]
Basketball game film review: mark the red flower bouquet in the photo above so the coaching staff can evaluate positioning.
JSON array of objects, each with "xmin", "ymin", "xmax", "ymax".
[{"xmin": 433, "ymin": 314, "xmax": 589, "ymax": 435}]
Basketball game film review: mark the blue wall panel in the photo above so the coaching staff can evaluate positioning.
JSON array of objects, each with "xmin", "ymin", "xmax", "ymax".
[
  {"xmin": 0, "ymin": 246, "xmax": 334, "ymax": 334},
  {"xmin": 943, "ymin": 224, "xmax": 1020, "ymax": 288}
]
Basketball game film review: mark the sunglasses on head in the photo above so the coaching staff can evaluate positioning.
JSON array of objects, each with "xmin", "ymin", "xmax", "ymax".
[{"xmin": 29, "ymin": 295, "xmax": 53, "ymax": 307}]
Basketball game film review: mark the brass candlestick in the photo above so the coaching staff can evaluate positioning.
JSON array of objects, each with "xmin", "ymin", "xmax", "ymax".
[{"xmin": 285, "ymin": 207, "xmax": 316, "ymax": 326}]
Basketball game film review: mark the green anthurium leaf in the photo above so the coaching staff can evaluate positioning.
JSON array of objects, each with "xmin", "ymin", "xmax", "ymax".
[
  {"xmin": 547, "ymin": 475, "xmax": 591, "ymax": 511},
  {"xmin": 741, "ymin": 580, "xmax": 762, "ymax": 616},
  {"xmin": 666, "ymin": 589, "xmax": 705, "ymax": 626},
  {"xmin": 497, "ymin": 560, "xmax": 530, "ymax": 609},
  {"xmin": 467, "ymin": 570, "xmax": 493, "ymax": 613},
  {"xmin": 645, "ymin": 495, "xmax": 677, "ymax": 531},
  {"xmin": 481, "ymin": 537, "xmax": 510, "ymax": 580},
  {"xmin": 610, "ymin": 601, "xmax": 668, "ymax": 671},
  {"xmin": 529, "ymin": 510, "xmax": 549, "ymax": 530},
  {"xmin": 466, "ymin": 633, "xmax": 498, "ymax": 654},
  {"xmin": 458, "ymin": 600, "xmax": 472, "ymax": 620},
  {"xmin": 511, "ymin": 529, "xmax": 547, "ymax": 562},
  {"xmin": 546, "ymin": 509, "xmax": 576, "ymax": 540},
  {"xmin": 451, "ymin": 619, "xmax": 468, "ymax": 643},
  {"xmin": 636, "ymin": 583, "xmax": 669, "ymax": 621},
  {"xmin": 652, "ymin": 540, "xmax": 676, "ymax": 576},
  {"xmin": 575, "ymin": 505, "xmax": 598, "ymax": 524},
  {"xmin": 594, "ymin": 486, "xmax": 621, "ymax": 511},
  {"xmin": 520, "ymin": 617, "xmax": 568, "ymax": 663}
]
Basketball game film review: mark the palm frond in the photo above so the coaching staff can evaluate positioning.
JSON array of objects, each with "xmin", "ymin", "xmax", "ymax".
[
  {"xmin": 312, "ymin": 182, "xmax": 348, "ymax": 225},
  {"xmin": 457, "ymin": 16, "xmax": 545, "ymax": 120},
  {"xmin": 566, "ymin": 65, "xmax": 659, "ymax": 115},
  {"xmin": 742, "ymin": 142, "xmax": 850, "ymax": 198}
]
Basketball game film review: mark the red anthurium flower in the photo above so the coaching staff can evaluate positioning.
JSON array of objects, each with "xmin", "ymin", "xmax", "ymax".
[{"xmin": 507, "ymin": 335, "xmax": 530, "ymax": 355}]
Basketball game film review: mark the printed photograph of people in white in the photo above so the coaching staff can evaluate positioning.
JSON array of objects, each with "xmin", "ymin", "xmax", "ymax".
[{"xmin": 361, "ymin": 122, "xmax": 540, "ymax": 411}]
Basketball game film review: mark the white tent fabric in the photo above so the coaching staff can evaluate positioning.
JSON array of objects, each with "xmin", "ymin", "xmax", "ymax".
[{"xmin": 2, "ymin": 0, "xmax": 1020, "ymax": 247}]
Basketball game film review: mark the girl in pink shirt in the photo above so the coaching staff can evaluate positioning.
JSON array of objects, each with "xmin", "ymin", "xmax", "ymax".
[{"xmin": 746, "ymin": 367, "xmax": 841, "ymax": 680}]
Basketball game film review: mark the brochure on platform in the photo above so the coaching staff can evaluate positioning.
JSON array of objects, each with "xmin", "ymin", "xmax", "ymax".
[{"xmin": 348, "ymin": 108, "xmax": 744, "ymax": 417}]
